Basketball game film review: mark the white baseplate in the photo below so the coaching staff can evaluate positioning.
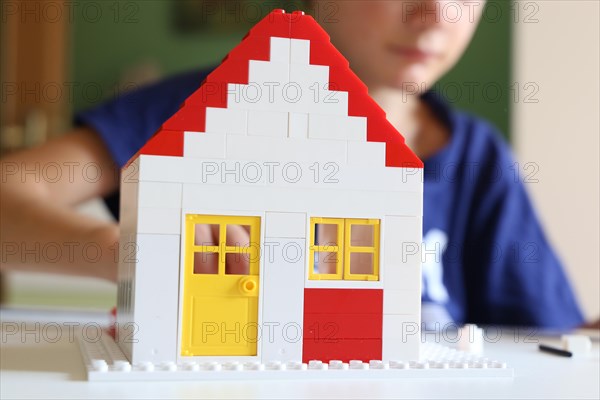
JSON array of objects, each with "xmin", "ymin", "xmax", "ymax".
[{"xmin": 78, "ymin": 332, "xmax": 513, "ymax": 381}]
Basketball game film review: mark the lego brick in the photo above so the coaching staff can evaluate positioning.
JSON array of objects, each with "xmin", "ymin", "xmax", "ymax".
[
  {"xmin": 226, "ymin": 83, "xmax": 285, "ymax": 113},
  {"xmin": 457, "ymin": 324, "xmax": 484, "ymax": 355},
  {"xmin": 308, "ymin": 39, "xmax": 349, "ymax": 68},
  {"xmin": 289, "ymin": 63, "xmax": 329, "ymax": 89},
  {"xmin": 139, "ymin": 129, "xmax": 184, "ymax": 157},
  {"xmin": 379, "ymin": 167, "xmax": 423, "ymax": 193},
  {"xmin": 260, "ymin": 238, "xmax": 305, "ymax": 362},
  {"xmin": 129, "ymin": 234, "xmax": 180, "ymax": 363},
  {"xmin": 185, "ymin": 83, "xmax": 228, "ymax": 108},
  {"xmin": 265, "ymin": 212, "xmax": 306, "ymax": 238},
  {"xmin": 382, "ymin": 314, "xmax": 420, "ymax": 341},
  {"xmin": 562, "ymin": 334, "xmax": 593, "ymax": 355},
  {"xmin": 384, "ymin": 191, "xmax": 423, "ymax": 216},
  {"xmin": 191, "ymin": 159, "xmax": 267, "ymax": 186},
  {"xmin": 248, "ymin": 60, "xmax": 290, "ymax": 86},
  {"xmin": 162, "ymin": 107, "xmax": 206, "ymax": 132},
  {"xmin": 384, "ymin": 264, "xmax": 422, "ymax": 291},
  {"xmin": 226, "ymin": 83, "xmax": 257, "ymax": 111},
  {"xmin": 259, "ymin": 165, "xmax": 411, "ymax": 196},
  {"xmin": 317, "ymin": 89, "xmax": 349, "ymax": 116},
  {"xmin": 137, "ymin": 155, "xmax": 270, "ymax": 186},
  {"xmin": 290, "ymin": 38, "xmax": 310, "ymax": 64},
  {"xmin": 287, "ymin": 84, "xmax": 348, "ymax": 116},
  {"xmin": 308, "ymin": 114, "xmax": 367, "ymax": 141},
  {"xmin": 381, "ymin": 314, "xmax": 421, "ymax": 362},
  {"xmin": 80, "ymin": 335, "xmax": 513, "ymax": 380},
  {"xmin": 225, "ymin": 135, "xmax": 347, "ymax": 163},
  {"xmin": 384, "ymin": 216, "xmax": 423, "ymax": 268},
  {"xmin": 383, "ymin": 290, "xmax": 421, "ymax": 316},
  {"xmin": 205, "ymin": 58, "xmax": 250, "ymax": 85},
  {"xmin": 347, "ymin": 141, "xmax": 386, "ymax": 167},
  {"xmin": 329, "ymin": 163, "xmax": 392, "ymax": 191},
  {"xmin": 303, "ymin": 313, "xmax": 382, "ymax": 339},
  {"xmin": 302, "ymin": 339, "xmax": 382, "ymax": 364},
  {"xmin": 223, "ymin": 34, "xmax": 270, "ymax": 63},
  {"xmin": 183, "ymin": 131, "xmax": 226, "ymax": 159},
  {"xmin": 182, "ymin": 184, "xmax": 261, "ymax": 215},
  {"xmin": 181, "ymin": 184, "xmax": 388, "ymax": 218},
  {"xmin": 334, "ymin": 165, "xmax": 423, "ymax": 194},
  {"xmin": 382, "ymin": 337, "xmax": 420, "ymax": 363},
  {"xmin": 387, "ymin": 140, "xmax": 424, "ymax": 169},
  {"xmin": 248, "ymin": 8, "xmax": 291, "ymax": 38},
  {"xmin": 303, "ymin": 289, "xmax": 383, "ymax": 315},
  {"xmin": 364, "ymin": 115, "xmax": 423, "ymax": 169},
  {"xmin": 137, "ymin": 207, "xmax": 181, "ymax": 235},
  {"xmin": 288, "ymin": 112, "xmax": 308, "ymax": 138},
  {"xmin": 247, "ymin": 110, "xmax": 289, "ymax": 137},
  {"xmin": 349, "ymin": 89, "xmax": 385, "ymax": 119},
  {"xmin": 227, "ymin": 80, "xmax": 293, "ymax": 114},
  {"xmin": 116, "ymin": 230, "xmax": 136, "ymax": 361},
  {"xmin": 205, "ymin": 107, "xmax": 247, "ymax": 135},
  {"xmin": 328, "ymin": 63, "xmax": 369, "ymax": 97},
  {"xmin": 289, "ymin": 11, "xmax": 330, "ymax": 42},
  {"xmin": 269, "ymin": 37, "xmax": 291, "ymax": 64},
  {"xmin": 137, "ymin": 155, "xmax": 184, "ymax": 183},
  {"xmin": 304, "ymin": 280, "xmax": 383, "ymax": 290},
  {"xmin": 137, "ymin": 181, "xmax": 182, "ymax": 209}
]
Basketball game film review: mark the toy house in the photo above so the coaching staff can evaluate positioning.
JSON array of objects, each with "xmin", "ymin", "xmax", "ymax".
[{"xmin": 116, "ymin": 9, "xmax": 424, "ymax": 368}]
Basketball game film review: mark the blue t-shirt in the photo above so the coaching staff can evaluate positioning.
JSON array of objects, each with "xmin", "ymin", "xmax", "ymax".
[{"xmin": 76, "ymin": 69, "xmax": 584, "ymax": 329}]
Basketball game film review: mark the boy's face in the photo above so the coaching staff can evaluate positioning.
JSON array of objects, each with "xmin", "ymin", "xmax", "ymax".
[{"xmin": 314, "ymin": 0, "xmax": 484, "ymax": 91}]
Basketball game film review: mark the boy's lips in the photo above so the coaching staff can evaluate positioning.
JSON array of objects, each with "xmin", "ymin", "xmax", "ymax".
[{"xmin": 387, "ymin": 45, "xmax": 439, "ymax": 62}]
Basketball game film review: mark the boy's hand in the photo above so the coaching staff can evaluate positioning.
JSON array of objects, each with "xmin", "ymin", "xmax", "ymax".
[
  {"xmin": 0, "ymin": 128, "xmax": 120, "ymax": 281},
  {"xmin": 89, "ymin": 224, "xmax": 119, "ymax": 282},
  {"xmin": 193, "ymin": 224, "xmax": 250, "ymax": 275}
]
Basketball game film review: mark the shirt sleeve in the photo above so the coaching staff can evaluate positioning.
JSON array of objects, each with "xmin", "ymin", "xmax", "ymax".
[
  {"xmin": 464, "ymin": 129, "xmax": 584, "ymax": 329},
  {"xmin": 74, "ymin": 69, "xmax": 207, "ymax": 168}
]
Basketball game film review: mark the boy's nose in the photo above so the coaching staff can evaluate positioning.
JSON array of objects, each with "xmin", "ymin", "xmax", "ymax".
[{"xmin": 401, "ymin": 0, "xmax": 447, "ymax": 29}]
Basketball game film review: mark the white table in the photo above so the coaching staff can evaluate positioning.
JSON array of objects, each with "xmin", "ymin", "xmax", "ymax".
[{"xmin": 1, "ymin": 307, "xmax": 598, "ymax": 399}]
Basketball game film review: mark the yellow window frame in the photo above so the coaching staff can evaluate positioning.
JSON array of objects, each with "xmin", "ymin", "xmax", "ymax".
[
  {"xmin": 186, "ymin": 214, "xmax": 261, "ymax": 275},
  {"xmin": 308, "ymin": 217, "xmax": 380, "ymax": 281},
  {"xmin": 308, "ymin": 217, "xmax": 344, "ymax": 280},
  {"xmin": 343, "ymin": 219, "xmax": 380, "ymax": 281}
]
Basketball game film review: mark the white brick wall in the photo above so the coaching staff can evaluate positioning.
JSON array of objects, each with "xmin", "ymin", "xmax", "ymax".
[{"xmin": 120, "ymin": 35, "xmax": 423, "ymax": 365}]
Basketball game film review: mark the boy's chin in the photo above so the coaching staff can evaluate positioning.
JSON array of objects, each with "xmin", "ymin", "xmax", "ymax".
[{"xmin": 391, "ymin": 66, "xmax": 433, "ymax": 94}]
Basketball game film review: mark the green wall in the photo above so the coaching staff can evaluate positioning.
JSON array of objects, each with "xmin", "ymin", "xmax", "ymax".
[
  {"xmin": 72, "ymin": 0, "xmax": 511, "ymax": 137},
  {"xmin": 71, "ymin": 1, "xmax": 246, "ymax": 112}
]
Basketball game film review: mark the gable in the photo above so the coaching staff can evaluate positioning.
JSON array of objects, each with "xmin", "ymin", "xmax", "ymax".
[{"xmin": 128, "ymin": 9, "xmax": 422, "ymax": 169}]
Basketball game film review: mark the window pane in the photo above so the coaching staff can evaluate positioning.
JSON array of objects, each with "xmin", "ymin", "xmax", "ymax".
[
  {"xmin": 226, "ymin": 224, "xmax": 251, "ymax": 247},
  {"xmin": 350, "ymin": 224, "xmax": 374, "ymax": 247},
  {"xmin": 313, "ymin": 251, "xmax": 339, "ymax": 274},
  {"xmin": 193, "ymin": 252, "xmax": 218, "ymax": 274},
  {"xmin": 225, "ymin": 253, "xmax": 250, "ymax": 275},
  {"xmin": 314, "ymin": 223, "xmax": 338, "ymax": 246},
  {"xmin": 194, "ymin": 224, "xmax": 219, "ymax": 246},
  {"xmin": 349, "ymin": 252, "xmax": 374, "ymax": 275}
]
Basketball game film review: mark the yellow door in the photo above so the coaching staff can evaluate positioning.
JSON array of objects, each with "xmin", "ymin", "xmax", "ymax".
[{"xmin": 181, "ymin": 214, "xmax": 261, "ymax": 356}]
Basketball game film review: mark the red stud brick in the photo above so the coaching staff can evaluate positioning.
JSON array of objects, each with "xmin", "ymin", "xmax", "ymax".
[{"xmin": 139, "ymin": 129, "xmax": 184, "ymax": 157}]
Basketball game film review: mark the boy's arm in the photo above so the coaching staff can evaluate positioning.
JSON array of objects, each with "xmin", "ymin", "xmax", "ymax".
[{"xmin": 0, "ymin": 128, "xmax": 120, "ymax": 281}]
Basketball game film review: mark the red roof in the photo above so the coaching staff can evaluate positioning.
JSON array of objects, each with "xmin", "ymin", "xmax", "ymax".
[{"xmin": 129, "ymin": 9, "xmax": 423, "ymax": 169}]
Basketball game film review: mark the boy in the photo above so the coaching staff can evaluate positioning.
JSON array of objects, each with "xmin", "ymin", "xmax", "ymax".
[{"xmin": 0, "ymin": 1, "xmax": 588, "ymax": 328}]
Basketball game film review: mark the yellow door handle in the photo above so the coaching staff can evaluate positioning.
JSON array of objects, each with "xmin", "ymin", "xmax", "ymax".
[{"xmin": 239, "ymin": 277, "xmax": 258, "ymax": 295}]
